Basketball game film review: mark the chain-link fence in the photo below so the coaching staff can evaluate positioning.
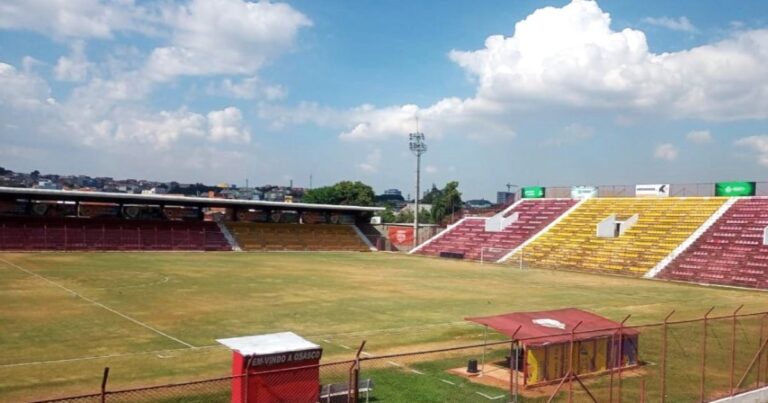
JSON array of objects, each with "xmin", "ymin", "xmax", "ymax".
[{"xmin": 35, "ymin": 310, "xmax": 768, "ymax": 403}]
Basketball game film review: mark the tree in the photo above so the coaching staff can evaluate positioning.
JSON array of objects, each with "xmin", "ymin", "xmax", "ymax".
[
  {"xmin": 421, "ymin": 184, "xmax": 441, "ymax": 204},
  {"xmin": 379, "ymin": 207, "xmax": 397, "ymax": 223},
  {"xmin": 303, "ymin": 181, "xmax": 375, "ymax": 206},
  {"xmin": 430, "ymin": 181, "xmax": 462, "ymax": 224}
]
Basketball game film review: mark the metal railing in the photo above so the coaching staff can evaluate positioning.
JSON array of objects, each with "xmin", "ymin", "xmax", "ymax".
[{"xmin": 34, "ymin": 308, "xmax": 768, "ymax": 403}]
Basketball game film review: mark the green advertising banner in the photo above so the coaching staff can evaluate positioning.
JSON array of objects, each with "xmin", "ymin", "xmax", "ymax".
[
  {"xmin": 522, "ymin": 186, "xmax": 545, "ymax": 199},
  {"xmin": 715, "ymin": 181, "xmax": 756, "ymax": 196}
]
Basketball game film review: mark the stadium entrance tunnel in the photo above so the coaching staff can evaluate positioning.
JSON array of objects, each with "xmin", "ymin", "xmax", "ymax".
[{"xmin": 597, "ymin": 213, "xmax": 639, "ymax": 238}]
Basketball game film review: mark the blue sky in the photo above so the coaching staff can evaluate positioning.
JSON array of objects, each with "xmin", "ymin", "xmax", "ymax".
[{"xmin": 1, "ymin": 0, "xmax": 768, "ymax": 200}]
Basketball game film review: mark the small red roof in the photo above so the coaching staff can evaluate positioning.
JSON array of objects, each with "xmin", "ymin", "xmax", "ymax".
[{"xmin": 466, "ymin": 308, "xmax": 638, "ymax": 347}]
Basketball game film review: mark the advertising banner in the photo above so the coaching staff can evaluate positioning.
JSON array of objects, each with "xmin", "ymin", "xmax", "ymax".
[
  {"xmin": 388, "ymin": 226, "xmax": 414, "ymax": 247},
  {"xmin": 715, "ymin": 181, "xmax": 756, "ymax": 197},
  {"xmin": 635, "ymin": 184, "xmax": 670, "ymax": 197},
  {"xmin": 570, "ymin": 186, "xmax": 598, "ymax": 200},
  {"xmin": 522, "ymin": 186, "xmax": 546, "ymax": 199}
]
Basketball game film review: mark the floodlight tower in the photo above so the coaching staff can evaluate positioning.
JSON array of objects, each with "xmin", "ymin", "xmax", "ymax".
[{"xmin": 409, "ymin": 131, "xmax": 427, "ymax": 248}]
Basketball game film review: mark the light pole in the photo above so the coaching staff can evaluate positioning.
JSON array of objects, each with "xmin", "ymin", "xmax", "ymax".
[{"xmin": 409, "ymin": 132, "xmax": 427, "ymax": 248}]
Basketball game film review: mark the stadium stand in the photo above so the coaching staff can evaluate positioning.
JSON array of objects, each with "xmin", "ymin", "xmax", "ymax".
[
  {"xmin": 0, "ymin": 216, "xmax": 231, "ymax": 251},
  {"xmin": 657, "ymin": 197, "xmax": 768, "ymax": 289},
  {"xmin": 411, "ymin": 199, "xmax": 578, "ymax": 261},
  {"xmin": 226, "ymin": 222, "xmax": 370, "ymax": 252},
  {"xmin": 510, "ymin": 197, "xmax": 726, "ymax": 276}
]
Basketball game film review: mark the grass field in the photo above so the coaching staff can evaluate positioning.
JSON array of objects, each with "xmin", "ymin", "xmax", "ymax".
[{"xmin": 1, "ymin": 252, "xmax": 767, "ymax": 401}]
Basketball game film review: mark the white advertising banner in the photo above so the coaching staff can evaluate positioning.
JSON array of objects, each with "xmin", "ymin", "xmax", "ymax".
[
  {"xmin": 635, "ymin": 184, "xmax": 670, "ymax": 197},
  {"xmin": 570, "ymin": 186, "xmax": 598, "ymax": 200}
]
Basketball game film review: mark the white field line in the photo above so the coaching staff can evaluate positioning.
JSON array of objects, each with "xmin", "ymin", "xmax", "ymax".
[
  {"xmin": 4, "ymin": 319, "xmax": 471, "ymax": 367},
  {"xmin": 0, "ymin": 258, "xmax": 196, "ymax": 349},
  {"xmin": 0, "ymin": 345, "xmax": 224, "ymax": 368},
  {"xmin": 306, "ymin": 320, "xmax": 470, "ymax": 339},
  {"xmin": 386, "ymin": 360, "xmax": 402, "ymax": 367},
  {"xmin": 410, "ymin": 369, "xmax": 424, "ymax": 375},
  {"xmin": 95, "ymin": 276, "xmax": 170, "ymax": 290},
  {"xmin": 440, "ymin": 379, "xmax": 455, "ymax": 385},
  {"xmin": 476, "ymin": 392, "xmax": 506, "ymax": 400}
]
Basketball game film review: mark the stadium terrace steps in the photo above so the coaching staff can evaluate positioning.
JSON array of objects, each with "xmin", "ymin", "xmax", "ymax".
[
  {"xmin": 658, "ymin": 197, "xmax": 768, "ymax": 289},
  {"xmin": 226, "ymin": 222, "xmax": 370, "ymax": 252},
  {"xmin": 511, "ymin": 197, "xmax": 727, "ymax": 276},
  {"xmin": 412, "ymin": 199, "xmax": 578, "ymax": 261},
  {"xmin": 0, "ymin": 216, "xmax": 231, "ymax": 251}
]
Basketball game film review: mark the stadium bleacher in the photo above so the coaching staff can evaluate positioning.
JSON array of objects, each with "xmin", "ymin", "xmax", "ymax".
[
  {"xmin": 226, "ymin": 222, "xmax": 370, "ymax": 252},
  {"xmin": 0, "ymin": 216, "xmax": 231, "ymax": 251},
  {"xmin": 657, "ymin": 197, "xmax": 768, "ymax": 289},
  {"xmin": 510, "ymin": 197, "xmax": 726, "ymax": 276},
  {"xmin": 412, "ymin": 199, "xmax": 578, "ymax": 261}
]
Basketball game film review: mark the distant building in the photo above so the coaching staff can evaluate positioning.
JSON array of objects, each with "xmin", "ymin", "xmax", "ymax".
[
  {"xmin": 34, "ymin": 179, "xmax": 60, "ymax": 190},
  {"xmin": 400, "ymin": 203, "xmax": 432, "ymax": 214},
  {"xmin": 497, "ymin": 191, "xmax": 515, "ymax": 204},
  {"xmin": 384, "ymin": 189, "xmax": 402, "ymax": 196},
  {"xmin": 465, "ymin": 199, "xmax": 493, "ymax": 209}
]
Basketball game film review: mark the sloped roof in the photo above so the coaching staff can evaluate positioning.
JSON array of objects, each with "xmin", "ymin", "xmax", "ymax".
[{"xmin": 467, "ymin": 308, "xmax": 638, "ymax": 347}]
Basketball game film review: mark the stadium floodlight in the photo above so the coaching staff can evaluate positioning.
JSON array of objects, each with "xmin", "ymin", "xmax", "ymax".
[{"xmin": 409, "ymin": 132, "xmax": 427, "ymax": 248}]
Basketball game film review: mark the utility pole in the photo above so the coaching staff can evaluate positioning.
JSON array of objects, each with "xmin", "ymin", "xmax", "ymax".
[{"xmin": 409, "ymin": 132, "xmax": 427, "ymax": 248}]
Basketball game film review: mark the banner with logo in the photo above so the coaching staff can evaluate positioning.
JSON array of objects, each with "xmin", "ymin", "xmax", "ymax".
[
  {"xmin": 635, "ymin": 184, "xmax": 670, "ymax": 197},
  {"xmin": 522, "ymin": 186, "xmax": 545, "ymax": 199},
  {"xmin": 570, "ymin": 186, "xmax": 598, "ymax": 200},
  {"xmin": 388, "ymin": 226, "xmax": 414, "ymax": 247},
  {"xmin": 715, "ymin": 181, "xmax": 756, "ymax": 197}
]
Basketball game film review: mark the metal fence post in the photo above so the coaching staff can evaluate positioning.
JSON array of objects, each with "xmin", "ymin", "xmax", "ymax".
[
  {"xmin": 508, "ymin": 326, "xmax": 522, "ymax": 403},
  {"xmin": 760, "ymin": 314, "xmax": 768, "ymax": 387},
  {"xmin": 700, "ymin": 307, "xmax": 714, "ymax": 402},
  {"xmin": 568, "ymin": 321, "xmax": 583, "ymax": 403},
  {"xmin": 616, "ymin": 315, "xmax": 630, "ymax": 403},
  {"xmin": 731, "ymin": 305, "xmax": 744, "ymax": 396},
  {"xmin": 660, "ymin": 310, "xmax": 675, "ymax": 403},
  {"xmin": 351, "ymin": 340, "xmax": 366, "ymax": 403},
  {"xmin": 101, "ymin": 367, "xmax": 110, "ymax": 403}
]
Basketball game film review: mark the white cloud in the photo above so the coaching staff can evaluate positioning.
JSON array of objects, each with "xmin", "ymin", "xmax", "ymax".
[
  {"xmin": 686, "ymin": 130, "xmax": 713, "ymax": 144},
  {"xmin": 260, "ymin": 96, "xmax": 515, "ymax": 141},
  {"xmin": 643, "ymin": 16, "xmax": 698, "ymax": 33},
  {"xmin": 207, "ymin": 107, "xmax": 250, "ymax": 143},
  {"xmin": 425, "ymin": 165, "xmax": 438, "ymax": 174},
  {"xmin": 145, "ymin": 0, "xmax": 311, "ymax": 80},
  {"xmin": 210, "ymin": 76, "xmax": 286, "ymax": 100},
  {"xmin": 358, "ymin": 148, "xmax": 382, "ymax": 173},
  {"xmin": 544, "ymin": 123, "xmax": 595, "ymax": 147},
  {"xmin": 449, "ymin": 1, "xmax": 768, "ymax": 119},
  {"xmin": 110, "ymin": 109, "xmax": 207, "ymax": 149},
  {"xmin": 654, "ymin": 143, "xmax": 678, "ymax": 161},
  {"xmin": 0, "ymin": 62, "xmax": 53, "ymax": 110},
  {"xmin": 263, "ymin": 0, "xmax": 768, "ymax": 143},
  {"xmin": 1, "ymin": 60, "xmax": 252, "ymax": 153},
  {"xmin": 54, "ymin": 41, "xmax": 93, "ymax": 82},
  {"xmin": 77, "ymin": 107, "xmax": 252, "ymax": 149},
  {"xmin": 735, "ymin": 135, "xmax": 768, "ymax": 166},
  {"xmin": 0, "ymin": 0, "xmax": 157, "ymax": 39}
]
